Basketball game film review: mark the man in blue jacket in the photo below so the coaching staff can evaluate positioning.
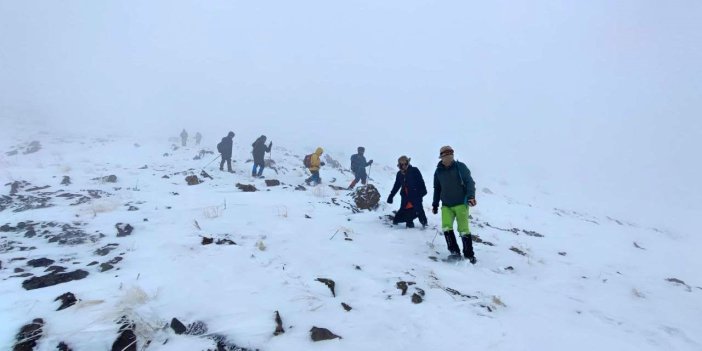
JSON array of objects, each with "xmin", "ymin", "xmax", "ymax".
[
  {"xmin": 348, "ymin": 147, "xmax": 373, "ymax": 189},
  {"xmin": 251, "ymin": 135, "xmax": 272, "ymax": 177},
  {"xmin": 387, "ymin": 156, "xmax": 428, "ymax": 228},
  {"xmin": 432, "ymin": 146, "xmax": 477, "ymax": 263},
  {"xmin": 218, "ymin": 131, "xmax": 235, "ymax": 173}
]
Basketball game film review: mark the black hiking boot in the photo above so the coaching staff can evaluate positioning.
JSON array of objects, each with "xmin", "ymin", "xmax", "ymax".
[
  {"xmin": 444, "ymin": 231, "xmax": 460, "ymax": 255},
  {"xmin": 406, "ymin": 221, "xmax": 415, "ymax": 229},
  {"xmin": 461, "ymin": 235, "xmax": 476, "ymax": 264}
]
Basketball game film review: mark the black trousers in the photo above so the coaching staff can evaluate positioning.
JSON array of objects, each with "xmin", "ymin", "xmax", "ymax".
[
  {"xmin": 393, "ymin": 206, "xmax": 427, "ymax": 226},
  {"xmin": 220, "ymin": 157, "xmax": 232, "ymax": 171}
]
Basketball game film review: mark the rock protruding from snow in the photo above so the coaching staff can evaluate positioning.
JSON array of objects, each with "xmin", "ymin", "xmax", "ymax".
[
  {"xmin": 236, "ymin": 183, "xmax": 257, "ymax": 192},
  {"xmin": 55, "ymin": 292, "xmax": 78, "ymax": 311},
  {"xmin": 310, "ymin": 326, "xmax": 342, "ymax": 342},
  {"xmin": 13, "ymin": 318, "xmax": 44, "ymax": 351},
  {"xmin": 22, "ymin": 270, "xmax": 89, "ymax": 290},
  {"xmin": 273, "ymin": 311, "xmax": 285, "ymax": 336},
  {"xmin": 352, "ymin": 184, "xmax": 381, "ymax": 210},
  {"xmin": 170, "ymin": 318, "xmax": 187, "ymax": 335},
  {"xmin": 111, "ymin": 317, "xmax": 137, "ymax": 351},
  {"xmin": 60, "ymin": 176, "xmax": 71, "ymax": 186},
  {"xmin": 27, "ymin": 258, "xmax": 54, "ymax": 268},
  {"xmin": 316, "ymin": 278, "xmax": 336, "ymax": 297},
  {"xmin": 116, "ymin": 223, "xmax": 133, "ymax": 237},
  {"xmin": 185, "ymin": 175, "xmax": 201, "ymax": 185},
  {"xmin": 265, "ymin": 179, "xmax": 281, "ymax": 187}
]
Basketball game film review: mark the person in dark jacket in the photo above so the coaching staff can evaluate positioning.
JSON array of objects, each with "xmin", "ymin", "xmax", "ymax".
[
  {"xmin": 432, "ymin": 145, "xmax": 477, "ymax": 263},
  {"xmin": 251, "ymin": 135, "xmax": 272, "ymax": 177},
  {"xmin": 195, "ymin": 132, "xmax": 202, "ymax": 145},
  {"xmin": 218, "ymin": 131, "xmax": 235, "ymax": 173},
  {"xmin": 348, "ymin": 147, "xmax": 373, "ymax": 189},
  {"xmin": 180, "ymin": 129, "xmax": 188, "ymax": 147},
  {"xmin": 387, "ymin": 156, "xmax": 428, "ymax": 228}
]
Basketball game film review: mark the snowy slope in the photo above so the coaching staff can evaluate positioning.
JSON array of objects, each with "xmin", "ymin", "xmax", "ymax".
[{"xmin": 1, "ymin": 130, "xmax": 701, "ymax": 351}]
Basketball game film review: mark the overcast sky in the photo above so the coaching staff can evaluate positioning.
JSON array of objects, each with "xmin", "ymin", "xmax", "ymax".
[{"xmin": 1, "ymin": 1, "xmax": 700, "ymax": 225}]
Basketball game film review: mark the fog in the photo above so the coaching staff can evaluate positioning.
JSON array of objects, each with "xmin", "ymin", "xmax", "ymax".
[{"xmin": 1, "ymin": 1, "xmax": 701, "ymax": 227}]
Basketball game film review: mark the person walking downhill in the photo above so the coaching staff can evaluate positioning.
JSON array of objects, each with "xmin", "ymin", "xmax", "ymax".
[
  {"xmin": 251, "ymin": 135, "xmax": 273, "ymax": 178},
  {"xmin": 305, "ymin": 147, "xmax": 325, "ymax": 186},
  {"xmin": 348, "ymin": 147, "xmax": 373, "ymax": 189},
  {"xmin": 432, "ymin": 146, "xmax": 478, "ymax": 263},
  {"xmin": 387, "ymin": 156, "xmax": 428, "ymax": 228},
  {"xmin": 217, "ymin": 131, "xmax": 235, "ymax": 173}
]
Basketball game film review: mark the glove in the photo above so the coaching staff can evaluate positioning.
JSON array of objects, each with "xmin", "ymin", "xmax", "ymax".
[
  {"xmin": 468, "ymin": 198, "xmax": 477, "ymax": 207},
  {"xmin": 387, "ymin": 196, "xmax": 393, "ymax": 204},
  {"xmin": 432, "ymin": 206, "xmax": 438, "ymax": 214},
  {"xmin": 368, "ymin": 160, "xmax": 373, "ymax": 165}
]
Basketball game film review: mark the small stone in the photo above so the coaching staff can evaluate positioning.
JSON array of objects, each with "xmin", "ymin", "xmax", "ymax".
[
  {"xmin": 341, "ymin": 302, "xmax": 352, "ymax": 311},
  {"xmin": 235, "ymin": 183, "xmax": 257, "ymax": 192},
  {"xmin": 116, "ymin": 223, "xmax": 133, "ymax": 237},
  {"xmin": 411, "ymin": 292, "xmax": 423, "ymax": 304},
  {"xmin": 55, "ymin": 292, "xmax": 78, "ymax": 311},
  {"xmin": 60, "ymin": 176, "xmax": 71, "ymax": 186},
  {"xmin": 27, "ymin": 258, "xmax": 55, "ymax": 268},
  {"xmin": 185, "ymin": 175, "xmax": 201, "ymax": 185},
  {"xmin": 265, "ymin": 179, "xmax": 281, "ymax": 187},
  {"xmin": 201, "ymin": 237, "xmax": 213, "ymax": 245}
]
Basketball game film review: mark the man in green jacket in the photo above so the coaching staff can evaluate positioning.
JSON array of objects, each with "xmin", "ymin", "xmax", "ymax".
[{"xmin": 432, "ymin": 145, "xmax": 477, "ymax": 263}]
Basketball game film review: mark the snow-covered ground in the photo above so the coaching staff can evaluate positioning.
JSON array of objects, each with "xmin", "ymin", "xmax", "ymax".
[{"xmin": 1, "ymin": 127, "xmax": 700, "ymax": 351}]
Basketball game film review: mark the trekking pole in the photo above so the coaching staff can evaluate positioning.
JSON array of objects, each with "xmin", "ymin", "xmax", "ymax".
[
  {"xmin": 367, "ymin": 164, "xmax": 372, "ymax": 180},
  {"xmin": 202, "ymin": 154, "xmax": 221, "ymax": 169}
]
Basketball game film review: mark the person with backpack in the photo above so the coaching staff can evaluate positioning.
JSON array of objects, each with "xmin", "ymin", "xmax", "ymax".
[
  {"xmin": 180, "ymin": 129, "xmax": 189, "ymax": 147},
  {"xmin": 304, "ymin": 147, "xmax": 325, "ymax": 186},
  {"xmin": 217, "ymin": 131, "xmax": 235, "ymax": 173},
  {"xmin": 251, "ymin": 135, "xmax": 272, "ymax": 178},
  {"xmin": 348, "ymin": 146, "xmax": 373, "ymax": 189},
  {"xmin": 432, "ymin": 145, "xmax": 477, "ymax": 263},
  {"xmin": 387, "ymin": 156, "xmax": 428, "ymax": 228}
]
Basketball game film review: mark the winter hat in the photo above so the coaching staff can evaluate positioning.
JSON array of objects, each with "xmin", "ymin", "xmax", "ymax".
[
  {"xmin": 228, "ymin": 131, "xmax": 235, "ymax": 137},
  {"xmin": 439, "ymin": 145, "xmax": 454, "ymax": 158},
  {"xmin": 397, "ymin": 155, "xmax": 411, "ymax": 164},
  {"xmin": 358, "ymin": 146, "xmax": 365, "ymax": 153}
]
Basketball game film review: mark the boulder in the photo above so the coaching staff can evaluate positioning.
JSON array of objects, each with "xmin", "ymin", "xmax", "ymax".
[
  {"xmin": 13, "ymin": 318, "xmax": 44, "ymax": 351},
  {"xmin": 236, "ymin": 183, "xmax": 257, "ymax": 192},
  {"xmin": 352, "ymin": 184, "xmax": 381, "ymax": 210},
  {"xmin": 310, "ymin": 326, "xmax": 342, "ymax": 342},
  {"xmin": 116, "ymin": 223, "xmax": 133, "ymax": 237},
  {"xmin": 55, "ymin": 292, "xmax": 78, "ymax": 311},
  {"xmin": 265, "ymin": 179, "xmax": 281, "ymax": 187},
  {"xmin": 22, "ymin": 270, "xmax": 89, "ymax": 290},
  {"xmin": 185, "ymin": 175, "xmax": 201, "ymax": 185}
]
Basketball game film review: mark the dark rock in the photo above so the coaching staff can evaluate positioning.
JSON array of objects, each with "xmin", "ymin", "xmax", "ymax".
[
  {"xmin": 24, "ymin": 141, "xmax": 42, "ymax": 154},
  {"xmin": 27, "ymin": 258, "xmax": 55, "ymax": 268},
  {"xmin": 185, "ymin": 321, "xmax": 208, "ymax": 336},
  {"xmin": 558, "ymin": 252, "xmax": 567, "ymax": 256},
  {"xmin": 201, "ymin": 237, "xmax": 213, "ymax": 245},
  {"xmin": 504, "ymin": 266, "xmax": 515, "ymax": 271},
  {"xmin": 170, "ymin": 318, "xmax": 187, "ymax": 335},
  {"xmin": 15, "ymin": 267, "xmax": 25, "ymax": 273},
  {"xmin": 12, "ymin": 273, "xmax": 33, "ymax": 278},
  {"xmin": 341, "ymin": 302, "xmax": 352, "ymax": 311},
  {"xmin": 95, "ymin": 243, "xmax": 119, "ymax": 256},
  {"xmin": 200, "ymin": 170, "xmax": 213, "ymax": 180},
  {"xmin": 471, "ymin": 235, "xmax": 495, "ymax": 246},
  {"xmin": 99, "ymin": 263, "xmax": 114, "ymax": 272},
  {"xmin": 13, "ymin": 318, "xmax": 44, "ymax": 351},
  {"xmin": 185, "ymin": 175, "xmax": 201, "ymax": 185},
  {"xmin": 116, "ymin": 223, "xmax": 134, "ymax": 237},
  {"xmin": 25, "ymin": 227, "xmax": 37, "ymax": 238},
  {"xmin": 235, "ymin": 183, "xmax": 257, "ymax": 192},
  {"xmin": 55, "ymin": 292, "xmax": 78, "ymax": 311},
  {"xmin": 215, "ymin": 239, "xmax": 236, "ymax": 245},
  {"xmin": 273, "ymin": 311, "xmax": 285, "ymax": 336},
  {"xmin": 666, "ymin": 278, "xmax": 687, "ymax": 285},
  {"xmin": 56, "ymin": 341, "xmax": 72, "ymax": 351},
  {"xmin": 138, "ymin": 165, "xmax": 148, "ymax": 169},
  {"xmin": 510, "ymin": 247, "xmax": 527, "ymax": 256},
  {"xmin": 22, "ymin": 270, "xmax": 89, "ymax": 290},
  {"xmin": 295, "ymin": 185, "xmax": 306, "ymax": 191},
  {"xmin": 127, "ymin": 206, "xmax": 139, "ymax": 211},
  {"xmin": 265, "ymin": 179, "xmax": 281, "ymax": 187},
  {"xmin": 45, "ymin": 266, "xmax": 67, "ymax": 273},
  {"xmin": 112, "ymin": 317, "xmax": 137, "ymax": 351},
  {"xmin": 87, "ymin": 261, "xmax": 98, "ymax": 266},
  {"xmin": 305, "ymin": 214, "xmax": 311, "ymax": 219},
  {"xmin": 316, "ymin": 278, "xmax": 336, "ymax": 297},
  {"xmin": 411, "ymin": 292, "xmax": 424, "ymax": 304},
  {"xmin": 351, "ymin": 184, "xmax": 381, "ymax": 210},
  {"xmin": 103, "ymin": 175, "xmax": 118, "ymax": 183},
  {"xmin": 310, "ymin": 326, "xmax": 342, "ymax": 342},
  {"xmin": 396, "ymin": 281, "xmax": 409, "ymax": 295},
  {"xmin": 162, "ymin": 175, "xmax": 170, "ymax": 179}
]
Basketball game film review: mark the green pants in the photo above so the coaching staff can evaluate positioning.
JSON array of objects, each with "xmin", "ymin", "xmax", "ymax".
[{"xmin": 441, "ymin": 204, "xmax": 470, "ymax": 236}]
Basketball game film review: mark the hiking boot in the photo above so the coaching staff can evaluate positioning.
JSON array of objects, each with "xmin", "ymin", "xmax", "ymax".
[
  {"xmin": 461, "ymin": 235, "xmax": 476, "ymax": 264},
  {"xmin": 406, "ymin": 221, "xmax": 415, "ymax": 229},
  {"xmin": 443, "ymin": 231, "xmax": 460, "ymax": 255}
]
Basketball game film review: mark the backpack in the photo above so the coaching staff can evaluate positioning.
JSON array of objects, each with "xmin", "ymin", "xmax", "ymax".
[
  {"xmin": 303, "ymin": 154, "xmax": 313, "ymax": 168},
  {"xmin": 350, "ymin": 154, "xmax": 357, "ymax": 171},
  {"xmin": 217, "ymin": 141, "xmax": 224, "ymax": 153}
]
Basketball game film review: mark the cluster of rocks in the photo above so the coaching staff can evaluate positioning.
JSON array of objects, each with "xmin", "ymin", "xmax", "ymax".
[
  {"xmin": 5, "ymin": 140, "xmax": 42, "ymax": 156},
  {"xmin": 2, "ymin": 181, "xmax": 113, "ymax": 212},
  {"xmin": 1, "ymin": 221, "xmax": 104, "ymax": 249}
]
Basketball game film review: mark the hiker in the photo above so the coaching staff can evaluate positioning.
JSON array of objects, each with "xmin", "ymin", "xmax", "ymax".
[
  {"xmin": 251, "ymin": 135, "xmax": 272, "ymax": 177},
  {"xmin": 348, "ymin": 146, "xmax": 373, "ymax": 189},
  {"xmin": 387, "ymin": 156, "xmax": 428, "ymax": 228},
  {"xmin": 180, "ymin": 129, "xmax": 188, "ymax": 147},
  {"xmin": 305, "ymin": 147, "xmax": 325, "ymax": 186},
  {"xmin": 195, "ymin": 132, "xmax": 202, "ymax": 145},
  {"xmin": 217, "ymin": 131, "xmax": 235, "ymax": 173},
  {"xmin": 432, "ymin": 145, "xmax": 477, "ymax": 263}
]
